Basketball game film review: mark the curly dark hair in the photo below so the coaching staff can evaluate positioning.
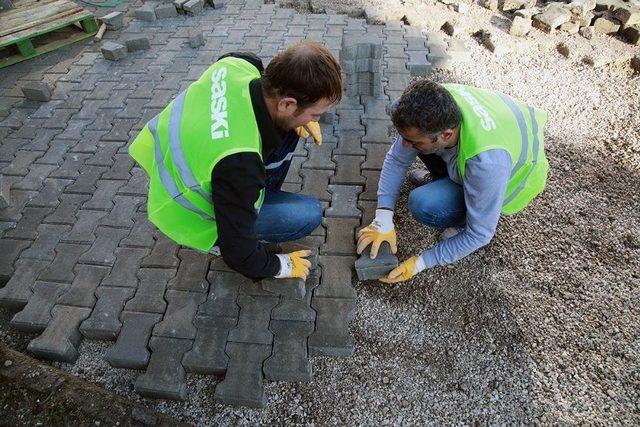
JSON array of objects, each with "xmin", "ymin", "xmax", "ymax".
[{"xmin": 391, "ymin": 79, "xmax": 462, "ymax": 135}]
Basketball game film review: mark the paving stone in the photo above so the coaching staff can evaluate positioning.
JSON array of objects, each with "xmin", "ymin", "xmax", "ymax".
[
  {"xmin": 5, "ymin": 206, "xmax": 51, "ymax": 239},
  {"xmin": 10, "ymin": 281, "xmax": 68, "ymax": 332},
  {"xmin": 301, "ymin": 142, "xmax": 336, "ymax": 170},
  {"xmin": 120, "ymin": 212, "xmax": 156, "ymax": 248},
  {"xmin": 80, "ymin": 286, "xmax": 135, "ymax": 340},
  {"xmin": 36, "ymin": 139, "xmax": 71, "ymax": 166},
  {"xmin": 65, "ymin": 165, "xmax": 107, "ymax": 194},
  {"xmin": 407, "ymin": 50, "xmax": 433, "ymax": 76},
  {"xmin": 101, "ymin": 42, "xmax": 127, "ymax": 61},
  {"xmin": 101, "ymin": 11, "xmax": 124, "ymax": 30},
  {"xmin": 362, "ymin": 119, "xmax": 392, "ymax": 143},
  {"xmin": 101, "ymin": 247, "xmax": 150, "ymax": 288},
  {"xmin": 183, "ymin": 0, "xmax": 204, "ymax": 15},
  {"xmin": 361, "ymin": 96, "xmax": 390, "ymax": 120},
  {"xmin": 321, "ymin": 217, "xmax": 359, "ymax": 255},
  {"xmin": 330, "ymin": 155, "xmax": 365, "ymax": 185},
  {"xmin": 50, "ymin": 153, "xmax": 90, "ymax": 180},
  {"xmin": 283, "ymin": 155, "xmax": 304, "ymax": 184},
  {"xmin": 189, "ymin": 31, "xmax": 206, "ymax": 48},
  {"xmin": 13, "ymin": 163, "xmax": 56, "ymax": 191},
  {"xmin": 105, "ymin": 311, "xmax": 163, "ymax": 369},
  {"xmin": 355, "ymin": 242, "xmax": 399, "ymax": 281},
  {"xmin": 27, "ymin": 305, "xmax": 92, "ymax": 362},
  {"xmin": 260, "ymin": 276, "xmax": 305, "ymax": 300},
  {"xmin": 199, "ymin": 271, "xmax": 242, "ymax": 317},
  {"xmin": 359, "ymin": 200, "xmax": 377, "ymax": 229},
  {"xmin": 21, "ymin": 223, "xmax": 70, "ymax": 261},
  {"xmin": 263, "ymin": 320, "xmax": 314, "ymax": 382},
  {"xmin": 0, "ymin": 259, "xmax": 50, "ymax": 309},
  {"xmin": 99, "ymin": 195, "xmax": 143, "ymax": 228},
  {"xmin": 64, "ymin": 210, "xmax": 107, "ymax": 244},
  {"xmin": 57, "ymin": 264, "xmax": 110, "ymax": 307},
  {"xmin": 44, "ymin": 193, "xmax": 90, "ymax": 224},
  {"xmin": 333, "ymin": 130, "xmax": 365, "ymax": 156},
  {"xmin": 0, "ymin": 189, "xmax": 37, "ymax": 223},
  {"xmin": 78, "ymin": 226, "xmax": 129, "ymax": 266},
  {"xmin": 155, "ymin": 3, "xmax": 178, "ymax": 18},
  {"xmin": 134, "ymin": 4, "xmax": 157, "ymax": 21},
  {"xmin": 227, "ymin": 295, "xmax": 279, "ymax": 345},
  {"xmin": 271, "ymin": 267, "xmax": 319, "ymax": 322},
  {"xmin": 83, "ymin": 180, "xmax": 125, "ymax": 211},
  {"xmin": 533, "ymin": 4, "xmax": 572, "ymax": 32},
  {"xmin": 214, "ymin": 342, "xmax": 272, "ymax": 408},
  {"xmin": 103, "ymin": 154, "xmax": 134, "ymax": 181},
  {"xmin": 135, "ymin": 336, "xmax": 192, "ymax": 400},
  {"xmin": 308, "ymin": 297, "xmax": 356, "ymax": 357},
  {"xmin": 142, "ymin": 234, "xmax": 180, "ymax": 268},
  {"xmin": 336, "ymin": 108, "xmax": 364, "ymax": 131},
  {"xmin": 38, "ymin": 243, "xmax": 89, "ymax": 283},
  {"xmin": 125, "ymin": 37, "xmax": 152, "ymax": 52},
  {"xmin": 168, "ymin": 249, "xmax": 210, "ymax": 293},
  {"xmin": 300, "ymin": 169, "xmax": 333, "ymax": 201},
  {"xmin": 0, "ymin": 174, "xmax": 11, "ymax": 209},
  {"xmin": 2, "ymin": 150, "xmax": 43, "ymax": 177},
  {"xmin": 21, "ymin": 82, "xmax": 53, "ymax": 102},
  {"xmin": 341, "ymin": 33, "xmax": 383, "ymax": 60},
  {"xmin": 326, "ymin": 185, "xmax": 361, "ymax": 219},
  {"xmin": 315, "ymin": 255, "xmax": 357, "ymax": 299},
  {"xmin": 182, "ymin": 314, "xmax": 237, "ymax": 374},
  {"xmin": 125, "ymin": 268, "xmax": 175, "ymax": 313},
  {"xmin": 152, "ymin": 290, "xmax": 206, "ymax": 339},
  {"xmin": 362, "ymin": 143, "xmax": 390, "ymax": 171}
]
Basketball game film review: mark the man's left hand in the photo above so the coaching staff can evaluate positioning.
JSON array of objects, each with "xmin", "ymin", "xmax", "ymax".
[
  {"xmin": 381, "ymin": 255, "xmax": 423, "ymax": 283},
  {"xmin": 295, "ymin": 121, "xmax": 322, "ymax": 145}
]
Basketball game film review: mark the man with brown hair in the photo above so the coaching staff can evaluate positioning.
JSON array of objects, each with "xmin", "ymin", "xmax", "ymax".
[{"xmin": 129, "ymin": 42, "xmax": 343, "ymax": 281}]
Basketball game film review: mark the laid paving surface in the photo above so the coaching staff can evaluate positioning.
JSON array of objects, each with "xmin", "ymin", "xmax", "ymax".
[{"xmin": 0, "ymin": 0, "xmax": 466, "ymax": 408}]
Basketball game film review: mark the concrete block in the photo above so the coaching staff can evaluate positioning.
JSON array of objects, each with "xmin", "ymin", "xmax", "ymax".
[
  {"xmin": 80, "ymin": 286, "xmax": 135, "ymax": 340},
  {"xmin": 593, "ymin": 15, "xmax": 621, "ymax": 33},
  {"xmin": 155, "ymin": 3, "xmax": 178, "ymax": 18},
  {"xmin": 302, "ymin": 141, "xmax": 337, "ymax": 170},
  {"xmin": 330, "ymin": 155, "xmax": 365, "ymax": 185},
  {"xmin": 227, "ymin": 295, "xmax": 279, "ymax": 344},
  {"xmin": 27, "ymin": 305, "xmax": 92, "ymax": 362},
  {"xmin": 407, "ymin": 50, "xmax": 433, "ymax": 76},
  {"xmin": 533, "ymin": 4, "xmax": 572, "ymax": 32},
  {"xmin": 124, "ymin": 268, "xmax": 175, "ymax": 313},
  {"xmin": 355, "ymin": 243, "xmax": 399, "ymax": 281},
  {"xmin": 271, "ymin": 268, "xmax": 319, "ymax": 322},
  {"xmin": 316, "ymin": 255, "xmax": 356, "ymax": 299},
  {"xmin": 21, "ymin": 82, "xmax": 53, "ymax": 101},
  {"xmin": 134, "ymin": 5, "xmax": 157, "ymax": 21},
  {"xmin": 105, "ymin": 311, "xmax": 163, "ymax": 369},
  {"xmin": 78, "ymin": 226, "xmax": 129, "ymax": 266},
  {"xmin": 100, "ymin": 11, "xmax": 124, "ymax": 30},
  {"xmin": 135, "ymin": 337, "xmax": 192, "ymax": 400},
  {"xmin": 142, "ymin": 234, "xmax": 180, "ymax": 268},
  {"xmin": 57, "ymin": 265, "xmax": 110, "ymax": 308},
  {"xmin": 11, "ymin": 281, "xmax": 68, "ymax": 332},
  {"xmin": 152, "ymin": 290, "xmax": 206, "ymax": 339},
  {"xmin": 183, "ymin": 0, "xmax": 203, "ymax": 15},
  {"xmin": 0, "ymin": 259, "xmax": 50, "ymax": 309},
  {"xmin": 21, "ymin": 223, "xmax": 70, "ymax": 262},
  {"xmin": 0, "ymin": 174, "xmax": 11, "ymax": 209},
  {"xmin": 264, "ymin": 320, "xmax": 314, "ymax": 382},
  {"xmin": 124, "ymin": 36, "xmax": 151, "ymax": 52},
  {"xmin": 101, "ymin": 41, "xmax": 127, "ymax": 61},
  {"xmin": 189, "ymin": 31, "xmax": 205, "ymax": 48},
  {"xmin": 37, "ymin": 243, "xmax": 87, "ymax": 284},
  {"xmin": 322, "ymin": 217, "xmax": 359, "ymax": 255},
  {"xmin": 101, "ymin": 247, "xmax": 149, "ymax": 288},
  {"xmin": 261, "ymin": 277, "xmax": 305, "ymax": 300},
  {"xmin": 326, "ymin": 185, "xmax": 361, "ymax": 219},
  {"xmin": 200, "ymin": 271, "xmax": 242, "ymax": 317},
  {"xmin": 362, "ymin": 119, "xmax": 391, "ymax": 143},
  {"xmin": 168, "ymin": 248, "xmax": 210, "ymax": 293},
  {"xmin": 510, "ymin": 15, "xmax": 533, "ymax": 36},
  {"xmin": 182, "ymin": 315, "xmax": 236, "ymax": 374},
  {"xmin": 620, "ymin": 24, "xmax": 640, "ymax": 45},
  {"xmin": 308, "ymin": 297, "xmax": 356, "ymax": 357}
]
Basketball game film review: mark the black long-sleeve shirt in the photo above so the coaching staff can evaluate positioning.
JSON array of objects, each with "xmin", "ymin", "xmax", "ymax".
[{"xmin": 211, "ymin": 53, "xmax": 298, "ymax": 279}]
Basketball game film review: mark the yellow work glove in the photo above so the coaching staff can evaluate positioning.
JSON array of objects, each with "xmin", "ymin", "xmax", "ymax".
[
  {"xmin": 294, "ymin": 121, "xmax": 322, "ymax": 145},
  {"xmin": 356, "ymin": 209, "xmax": 397, "ymax": 258},
  {"xmin": 380, "ymin": 255, "xmax": 424, "ymax": 283},
  {"xmin": 275, "ymin": 250, "xmax": 312, "ymax": 281}
]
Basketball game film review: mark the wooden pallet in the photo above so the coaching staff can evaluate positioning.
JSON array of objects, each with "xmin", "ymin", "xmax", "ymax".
[{"xmin": 0, "ymin": 0, "xmax": 98, "ymax": 68}]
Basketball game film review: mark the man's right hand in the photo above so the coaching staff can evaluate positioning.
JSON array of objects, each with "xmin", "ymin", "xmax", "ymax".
[
  {"xmin": 356, "ymin": 209, "xmax": 398, "ymax": 258},
  {"xmin": 275, "ymin": 250, "xmax": 312, "ymax": 280}
]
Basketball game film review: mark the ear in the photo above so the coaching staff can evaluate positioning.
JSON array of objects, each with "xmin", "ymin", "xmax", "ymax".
[
  {"xmin": 277, "ymin": 97, "xmax": 298, "ymax": 113},
  {"xmin": 441, "ymin": 128, "xmax": 455, "ymax": 141}
]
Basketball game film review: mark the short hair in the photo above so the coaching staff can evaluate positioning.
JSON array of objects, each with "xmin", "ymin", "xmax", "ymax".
[
  {"xmin": 262, "ymin": 41, "xmax": 343, "ymax": 109},
  {"xmin": 391, "ymin": 79, "xmax": 462, "ymax": 136}
]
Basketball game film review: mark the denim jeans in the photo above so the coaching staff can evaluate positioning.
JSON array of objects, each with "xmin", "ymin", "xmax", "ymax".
[{"xmin": 409, "ymin": 154, "xmax": 466, "ymax": 228}]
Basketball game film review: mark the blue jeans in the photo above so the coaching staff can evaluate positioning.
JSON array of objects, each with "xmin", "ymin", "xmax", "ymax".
[
  {"xmin": 255, "ymin": 189, "xmax": 322, "ymax": 242},
  {"xmin": 408, "ymin": 177, "xmax": 466, "ymax": 228}
]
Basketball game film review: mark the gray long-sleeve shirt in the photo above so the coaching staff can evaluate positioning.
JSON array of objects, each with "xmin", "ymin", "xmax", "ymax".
[{"xmin": 377, "ymin": 136, "xmax": 512, "ymax": 268}]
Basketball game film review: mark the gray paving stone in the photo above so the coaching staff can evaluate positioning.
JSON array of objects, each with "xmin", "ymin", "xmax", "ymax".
[
  {"xmin": 80, "ymin": 286, "xmax": 135, "ymax": 340},
  {"xmin": 83, "ymin": 180, "xmax": 125, "ymax": 211},
  {"xmin": 336, "ymin": 108, "xmax": 364, "ymax": 131},
  {"xmin": 2, "ymin": 150, "xmax": 43, "ymax": 176},
  {"xmin": 99, "ymin": 195, "xmax": 143, "ymax": 228},
  {"xmin": 125, "ymin": 268, "xmax": 175, "ymax": 314},
  {"xmin": 362, "ymin": 119, "xmax": 393, "ymax": 143},
  {"xmin": 271, "ymin": 267, "xmax": 319, "ymax": 322},
  {"xmin": 38, "ymin": 243, "xmax": 89, "ymax": 283},
  {"xmin": 135, "ymin": 336, "xmax": 192, "ymax": 400},
  {"xmin": 21, "ymin": 82, "xmax": 53, "ymax": 102},
  {"xmin": 86, "ymin": 141, "xmax": 123, "ymax": 167},
  {"xmin": 283, "ymin": 155, "xmax": 304, "ymax": 184},
  {"xmin": 101, "ymin": 42, "xmax": 127, "ymax": 61},
  {"xmin": 355, "ymin": 242, "xmax": 398, "ymax": 280},
  {"xmin": 65, "ymin": 165, "xmax": 107, "ymax": 194},
  {"xmin": 50, "ymin": 153, "xmax": 90, "ymax": 180},
  {"xmin": 103, "ymin": 154, "xmax": 134, "ymax": 180},
  {"xmin": 44, "ymin": 193, "xmax": 90, "ymax": 224},
  {"xmin": 189, "ymin": 31, "xmax": 206, "ymax": 48},
  {"xmin": 24, "ymin": 178, "xmax": 70, "ymax": 209},
  {"xmin": 0, "ymin": 259, "xmax": 50, "ymax": 309},
  {"xmin": 330, "ymin": 155, "xmax": 365, "ymax": 185},
  {"xmin": 214, "ymin": 342, "xmax": 272, "ymax": 408},
  {"xmin": 5, "ymin": 206, "xmax": 51, "ymax": 239},
  {"xmin": 227, "ymin": 295, "xmax": 279, "ymax": 345},
  {"xmin": 326, "ymin": 185, "xmax": 361, "ymax": 219},
  {"xmin": 200, "ymin": 271, "xmax": 241, "ymax": 317},
  {"xmin": 341, "ymin": 34, "xmax": 383, "ymax": 60},
  {"xmin": 78, "ymin": 226, "xmax": 129, "ymax": 266},
  {"xmin": 155, "ymin": 3, "xmax": 178, "ymax": 18},
  {"xmin": 183, "ymin": 0, "xmax": 204, "ymax": 15},
  {"xmin": 359, "ymin": 200, "xmax": 376, "ymax": 229},
  {"xmin": 36, "ymin": 139, "xmax": 70, "ymax": 166},
  {"xmin": 362, "ymin": 143, "xmax": 390, "ymax": 170},
  {"xmin": 260, "ymin": 276, "xmax": 305, "ymax": 300},
  {"xmin": 120, "ymin": 212, "xmax": 156, "ymax": 248},
  {"xmin": 407, "ymin": 50, "xmax": 433, "ymax": 76},
  {"xmin": 0, "ymin": 189, "xmax": 36, "ymax": 222},
  {"xmin": 301, "ymin": 142, "xmax": 336, "ymax": 170},
  {"xmin": 134, "ymin": 4, "xmax": 157, "ymax": 21},
  {"xmin": 168, "ymin": 249, "xmax": 210, "ymax": 293},
  {"xmin": 21, "ymin": 223, "xmax": 70, "ymax": 261},
  {"xmin": 142, "ymin": 234, "xmax": 180, "ymax": 268},
  {"xmin": 0, "ymin": 174, "xmax": 11, "ymax": 209},
  {"xmin": 315, "ymin": 255, "xmax": 357, "ymax": 299},
  {"xmin": 9, "ymin": 280, "xmax": 67, "ymax": 333},
  {"xmin": 101, "ymin": 247, "xmax": 150, "ymax": 288},
  {"xmin": 361, "ymin": 169, "xmax": 380, "ymax": 201},
  {"xmin": 13, "ymin": 163, "xmax": 56, "ymax": 191},
  {"xmin": 333, "ymin": 130, "xmax": 366, "ymax": 156},
  {"xmin": 308, "ymin": 297, "xmax": 356, "ymax": 357},
  {"xmin": 362, "ymin": 96, "xmax": 390, "ymax": 120},
  {"xmin": 263, "ymin": 320, "xmax": 314, "ymax": 382},
  {"xmin": 57, "ymin": 264, "xmax": 110, "ymax": 307},
  {"xmin": 27, "ymin": 304, "xmax": 91, "ymax": 362},
  {"xmin": 300, "ymin": 169, "xmax": 333, "ymax": 202},
  {"xmin": 64, "ymin": 210, "xmax": 107, "ymax": 244},
  {"xmin": 152, "ymin": 290, "xmax": 206, "ymax": 339},
  {"xmin": 183, "ymin": 314, "xmax": 236, "ymax": 374},
  {"xmin": 101, "ymin": 11, "xmax": 124, "ymax": 30},
  {"xmin": 105, "ymin": 311, "xmax": 163, "ymax": 369}
]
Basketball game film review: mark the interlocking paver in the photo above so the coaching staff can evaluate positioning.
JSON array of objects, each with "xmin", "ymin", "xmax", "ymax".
[
  {"xmin": 362, "ymin": 143, "xmax": 390, "ymax": 170},
  {"xmin": 121, "ymin": 212, "xmax": 156, "ymax": 248},
  {"xmin": 124, "ymin": 268, "xmax": 175, "ymax": 314},
  {"xmin": 271, "ymin": 268, "xmax": 319, "ymax": 322},
  {"xmin": 152, "ymin": 290, "xmax": 206, "ymax": 339},
  {"xmin": 333, "ymin": 129, "xmax": 366, "ymax": 156},
  {"xmin": 78, "ymin": 226, "xmax": 129, "ymax": 266},
  {"xmin": 362, "ymin": 119, "xmax": 392, "ymax": 143},
  {"xmin": 142, "ymin": 234, "xmax": 180, "ymax": 268},
  {"xmin": 57, "ymin": 264, "xmax": 110, "ymax": 307},
  {"xmin": 65, "ymin": 165, "xmax": 108, "ymax": 194},
  {"xmin": 321, "ymin": 217, "xmax": 359, "ymax": 255},
  {"xmin": 0, "ymin": 189, "xmax": 37, "ymax": 222},
  {"xmin": 183, "ymin": 314, "xmax": 237, "ymax": 374},
  {"xmin": 200, "ymin": 270, "xmax": 241, "ymax": 317},
  {"xmin": 315, "ymin": 255, "xmax": 357, "ymax": 299},
  {"xmin": 135, "ymin": 337, "xmax": 192, "ymax": 400},
  {"xmin": 21, "ymin": 223, "xmax": 70, "ymax": 261},
  {"xmin": 331, "ymin": 155, "xmax": 366, "ymax": 185},
  {"xmin": 326, "ymin": 185, "xmax": 361, "ymax": 219},
  {"xmin": 83, "ymin": 180, "xmax": 126, "ymax": 211},
  {"xmin": 300, "ymin": 169, "xmax": 333, "ymax": 202},
  {"xmin": 308, "ymin": 297, "xmax": 356, "ymax": 357},
  {"xmin": 5, "ymin": 206, "xmax": 51, "ymax": 239},
  {"xmin": 168, "ymin": 248, "xmax": 210, "ymax": 293},
  {"xmin": 26, "ymin": 178, "xmax": 72, "ymax": 209},
  {"xmin": 355, "ymin": 242, "xmax": 398, "ymax": 281},
  {"xmin": 80, "ymin": 286, "xmax": 136, "ymax": 339},
  {"xmin": 99, "ymin": 195, "xmax": 144, "ymax": 228},
  {"xmin": 301, "ymin": 142, "xmax": 336, "ymax": 170},
  {"xmin": 361, "ymin": 169, "xmax": 380, "ymax": 201},
  {"xmin": 105, "ymin": 311, "xmax": 163, "ymax": 369},
  {"xmin": 27, "ymin": 304, "xmax": 92, "ymax": 362},
  {"xmin": 38, "ymin": 242, "xmax": 89, "ymax": 283},
  {"xmin": 227, "ymin": 295, "xmax": 279, "ymax": 345},
  {"xmin": 64, "ymin": 210, "xmax": 108, "ymax": 244},
  {"xmin": 44, "ymin": 193, "xmax": 90, "ymax": 224},
  {"xmin": 263, "ymin": 320, "xmax": 314, "ymax": 382},
  {"xmin": 0, "ymin": 259, "xmax": 50, "ymax": 309},
  {"xmin": 101, "ymin": 247, "xmax": 150, "ymax": 288},
  {"xmin": 10, "ymin": 281, "xmax": 69, "ymax": 332}
]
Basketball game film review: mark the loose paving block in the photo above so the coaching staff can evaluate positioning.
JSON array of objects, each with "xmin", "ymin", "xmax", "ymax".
[
  {"xmin": 142, "ymin": 234, "xmax": 180, "ymax": 268},
  {"xmin": 0, "ymin": 259, "xmax": 50, "ymax": 309},
  {"xmin": 0, "ymin": 174, "xmax": 11, "ymax": 209},
  {"xmin": 227, "ymin": 295, "xmax": 279, "ymax": 345},
  {"xmin": 326, "ymin": 185, "xmax": 361, "ymax": 218},
  {"xmin": 101, "ymin": 247, "xmax": 150, "ymax": 288},
  {"xmin": 355, "ymin": 242, "xmax": 398, "ymax": 281},
  {"xmin": 10, "ymin": 281, "xmax": 68, "ymax": 332},
  {"xmin": 331, "ymin": 155, "xmax": 365, "ymax": 185},
  {"xmin": 533, "ymin": 4, "xmax": 572, "ymax": 32},
  {"xmin": 152, "ymin": 290, "xmax": 206, "ymax": 339},
  {"xmin": 263, "ymin": 320, "xmax": 314, "ymax": 382},
  {"xmin": 27, "ymin": 305, "xmax": 92, "ymax": 362},
  {"xmin": 510, "ymin": 16, "xmax": 533, "ymax": 36},
  {"xmin": 183, "ymin": 314, "xmax": 237, "ymax": 374},
  {"xmin": 80, "ymin": 286, "xmax": 135, "ymax": 340},
  {"xmin": 78, "ymin": 227, "xmax": 129, "ymax": 266},
  {"xmin": 168, "ymin": 249, "xmax": 210, "ymax": 293},
  {"xmin": 105, "ymin": 311, "xmax": 163, "ymax": 369},
  {"xmin": 38, "ymin": 243, "xmax": 89, "ymax": 283},
  {"xmin": 593, "ymin": 15, "xmax": 621, "ymax": 33},
  {"xmin": 57, "ymin": 264, "xmax": 110, "ymax": 307},
  {"xmin": 316, "ymin": 255, "xmax": 357, "ymax": 299},
  {"xmin": 101, "ymin": 42, "xmax": 127, "ymax": 61},
  {"xmin": 260, "ymin": 277, "xmax": 305, "ymax": 300},
  {"xmin": 189, "ymin": 31, "xmax": 205, "ymax": 48},
  {"xmin": 321, "ymin": 217, "xmax": 359, "ymax": 255},
  {"xmin": 214, "ymin": 342, "xmax": 272, "ymax": 408},
  {"xmin": 271, "ymin": 268, "xmax": 319, "ymax": 322},
  {"xmin": 101, "ymin": 11, "xmax": 124, "ymax": 30},
  {"xmin": 183, "ymin": 0, "xmax": 204, "ymax": 15},
  {"xmin": 135, "ymin": 4, "xmax": 157, "ymax": 21},
  {"xmin": 21, "ymin": 82, "xmax": 53, "ymax": 102},
  {"xmin": 135, "ymin": 337, "xmax": 192, "ymax": 400},
  {"xmin": 125, "ymin": 268, "xmax": 175, "ymax": 314},
  {"xmin": 200, "ymin": 271, "xmax": 241, "ymax": 317},
  {"xmin": 21, "ymin": 224, "xmax": 70, "ymax": 262},
  {"xmin": 155, "ymin": 3, "xmax": 178, "ymax": 18},
  {"xmin": 124, "ymin": 37, "xmax": 151, "ymax": 52},
  {"xmin": 308, "ymin": 297, "xmax": 356, "ymax": 357},
  {"xmin": 300, "ymin": 169, "xmax": 333, "ymax": 201}
]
